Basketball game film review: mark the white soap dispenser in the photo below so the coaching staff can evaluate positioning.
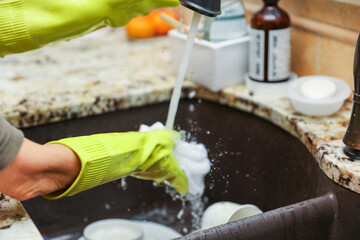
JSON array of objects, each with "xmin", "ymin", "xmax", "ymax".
[{"xmin": 203, "ymin": 0, "xmax": 247, "ymax": 42}]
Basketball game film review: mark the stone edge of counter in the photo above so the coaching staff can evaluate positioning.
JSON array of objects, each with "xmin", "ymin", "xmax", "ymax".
[{"xmin": 0, "ymin": 193, "xmax": 42, "ymax": 239}]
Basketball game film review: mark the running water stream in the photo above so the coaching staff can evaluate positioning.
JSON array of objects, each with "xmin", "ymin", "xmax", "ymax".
[
  {"xmin": 163, "ymin": 12, "xmax": 211, "ymax": 232},
  {"xmin": 165, "ymin": 12, "xmax": 202, "ymax": 130}
]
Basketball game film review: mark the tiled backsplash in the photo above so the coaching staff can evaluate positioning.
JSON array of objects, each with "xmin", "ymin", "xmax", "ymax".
[{"xmin": 242, "ymin": 0, "xmax": 360, "ymax": 87}]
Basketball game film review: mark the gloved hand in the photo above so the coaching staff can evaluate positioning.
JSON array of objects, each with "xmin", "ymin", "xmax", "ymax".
[
  {"xmin": 0, "ymin": 0, "xmax": 179, "ymax": 56},
  {"xmin": 43, "ymin": 130, "xmax": 188, "ymax": 199}
]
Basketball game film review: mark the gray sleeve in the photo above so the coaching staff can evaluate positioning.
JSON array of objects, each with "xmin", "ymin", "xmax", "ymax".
[{"xmin": 0, "ymin": 115, "xmax": 24, "ymax": 171}]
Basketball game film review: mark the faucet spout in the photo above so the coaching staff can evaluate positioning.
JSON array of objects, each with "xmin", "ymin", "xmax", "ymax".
[
  {"xmin": 180, "ymin": 0, "xmax": 221, "ymax": 17},
  {"xmin": 343, "ymin": 34, "xmax": 360, "ymax": 159}
]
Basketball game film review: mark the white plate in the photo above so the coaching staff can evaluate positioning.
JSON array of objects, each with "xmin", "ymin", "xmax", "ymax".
[{"xmin": 79, "ymin": 220, "xmax": 181, "ymax": 240}]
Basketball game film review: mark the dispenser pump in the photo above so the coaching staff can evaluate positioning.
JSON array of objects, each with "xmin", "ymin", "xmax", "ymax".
[{"xmin": 180, "ymin": 0, "xmax": 221, "ymax": 17}]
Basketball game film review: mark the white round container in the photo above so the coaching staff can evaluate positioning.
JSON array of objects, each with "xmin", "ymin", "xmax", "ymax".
[
  {"xmin": 245, "ymin": 73, "xmax": 298, "ymax": 98},
  {"xmin": 83, "ymin": 219, "xmax": 144, "ymax": 240},
  {"xmin": 201, "ymin": 201, "xmax": 262, "ymax": 230},
  {"xmin": 287, "ymin": 75, "xmax": 351, "ymax": 116}
]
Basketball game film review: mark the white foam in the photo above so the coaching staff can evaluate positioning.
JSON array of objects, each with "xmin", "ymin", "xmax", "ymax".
[
  {"xmin": 139, "ymin": 121, "xmax": 165, "ymax": 132},
  {"xmin": 139, "ymin": 122, "xmax": 211, "ymax": 196}
]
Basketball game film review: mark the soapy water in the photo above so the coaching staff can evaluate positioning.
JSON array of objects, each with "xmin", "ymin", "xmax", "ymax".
[
  {"xmin": 140, "ymin": 122, "xmax": 211, "ymax": 232},
  {"xmin": 163, "ymin": 186, "xmax": 207, "ymax": 232},
  {"xmin": 139, "ymin": 122, "xmax": 211, "ymax": 196},
  {"xmin": 130, "ymin": 187, "xmax": 209, "ymax": 234}
]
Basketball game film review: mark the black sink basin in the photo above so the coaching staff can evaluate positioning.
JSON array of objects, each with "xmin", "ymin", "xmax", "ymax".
[{"xmin": 21, "ymin": 100, "xmax": 360, "ymax": 240}]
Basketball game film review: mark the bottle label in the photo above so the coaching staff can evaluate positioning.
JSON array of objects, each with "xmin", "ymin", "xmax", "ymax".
[
  {"xmin": 268, "ymin": 28, "xmax": 291, "ymax": 81},
  {"xmin": 249, "ymin": 28, "xmax": 265, "ymax": 81}
]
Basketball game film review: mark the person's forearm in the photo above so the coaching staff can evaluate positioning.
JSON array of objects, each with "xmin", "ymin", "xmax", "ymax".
[
  {"xmin": 0, "ymin": 138, "xmax": 81, "ymax": 201},
  {"xmin": 0, "ymin": 0, "xmax": 179, "ymax": 56}
]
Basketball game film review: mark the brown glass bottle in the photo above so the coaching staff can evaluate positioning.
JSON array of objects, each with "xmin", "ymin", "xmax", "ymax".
[{"xmin": 248, "ymin": 0, "xmax": 291, "ymax": 83}]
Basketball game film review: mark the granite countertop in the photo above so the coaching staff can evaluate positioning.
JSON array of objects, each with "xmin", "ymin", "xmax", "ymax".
[{"xmin": 0, "ymin": 28, "xmax": 357, "ymax": 239}]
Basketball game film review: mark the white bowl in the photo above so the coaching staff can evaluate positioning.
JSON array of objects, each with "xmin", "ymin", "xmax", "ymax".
[
  {"xmin": 287, "ymin": 75, "xmax": 351, "ymax": 116},
  {"xmin": 168, "ymin": 30, "xmax": 250, "ymax": 92},
  {"xmin": 81, "ymin": 220, "xmax": 181, "ymax": 240},
  {"xmin": 201, "ymin": 201, "xmax": 262, "ymax": 229},
  {"xmin": 83, "ymin": 219, "xmax": 144, "ymax": 240}
]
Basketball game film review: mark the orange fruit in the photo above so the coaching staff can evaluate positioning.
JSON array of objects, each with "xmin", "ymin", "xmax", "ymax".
[
  {"xmin": 148, "ymin": 10, "xmax": 179, "ymax": 36},
  {"xmin": 126, "ymin": 16, "xmax": 155, "ymax": 39}
]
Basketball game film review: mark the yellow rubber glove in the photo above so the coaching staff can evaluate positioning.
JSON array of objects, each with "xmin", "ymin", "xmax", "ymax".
[
  {"xmin": 43, "ymin": 130, "xmax": 188, "ymax": 200},
  {"xmin": 0, "ymin": 0, "xmax": 179, "ymax": 56}
]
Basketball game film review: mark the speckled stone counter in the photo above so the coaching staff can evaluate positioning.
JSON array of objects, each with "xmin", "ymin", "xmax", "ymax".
[
  {"xmin": 0, "ymin": 28, "xmax": 357, "ymax": 238},
  {"xmin": 0, "ymin": 194, "xmax": 41, "ymax": 239}
]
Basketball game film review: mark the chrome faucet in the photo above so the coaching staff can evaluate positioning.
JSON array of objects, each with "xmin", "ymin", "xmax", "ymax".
[
  {"xmin": 343, "ymin": 34, "xmax": 360, "ymax": 160},
  {"xmin": 180, "ymin": 0, "xmax": 221, "ymax": 17}
]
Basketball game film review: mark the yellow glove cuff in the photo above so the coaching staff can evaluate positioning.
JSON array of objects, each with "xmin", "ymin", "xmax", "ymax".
[{"xmin": 43, "ymin": 136, "xmax": 112, "ymax": 200}]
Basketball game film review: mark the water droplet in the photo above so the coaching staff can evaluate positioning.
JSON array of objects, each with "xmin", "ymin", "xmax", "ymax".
[
  {"xmin": 188, "ymin": 91, "xmax": 196, "ymax": 99},
  {"xmin": 188, "ymin": 104, "xmax": 195, "ymax": 112},
  {"xmin": 105, "ymin": 203, "xmax": 110, "ymax": 210},
  {"xmin": 177, "ymin": 209, "xmax": 184, "ymax": 219},
  {"xmin": 121, "ymin": 177, "xmax": 127, "ymax": 190}
]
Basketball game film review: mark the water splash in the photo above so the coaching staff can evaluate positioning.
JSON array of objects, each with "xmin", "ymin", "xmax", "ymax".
[{"xmin": 121, "ymin": 177, "xmax": 128, "ymax": 190}]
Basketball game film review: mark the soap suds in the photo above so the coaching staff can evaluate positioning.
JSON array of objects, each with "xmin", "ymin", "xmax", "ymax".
[
  {"xmin": 173, "ymin": 141, "xmax": 210, "ymax": 195},
  {"xmin": 140, "ymin": 122, "xmax": 211, "ymax": 232},
  {"xmin": 139, "ymin": 122, "xmax": 211, "ymax": 196}
]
